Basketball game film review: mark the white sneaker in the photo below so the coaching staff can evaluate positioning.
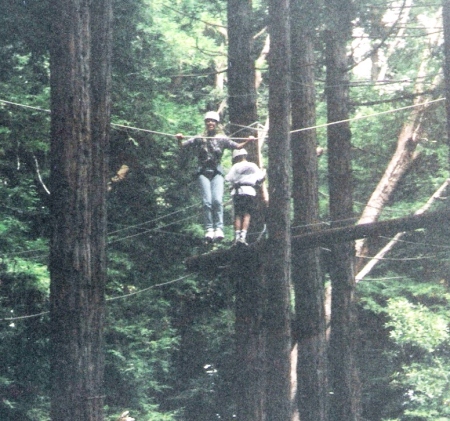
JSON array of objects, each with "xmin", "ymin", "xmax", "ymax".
[
  {"xmin": 205, "ymin": 229, "xmax": 214, "ymax": 242},
  {"xmin": 237, "ymin": 237, "xmax": 248, "ymax": 246},
  {"xmin": 214, "ymin": 228, "xmax": 224, "ymax": 241}
]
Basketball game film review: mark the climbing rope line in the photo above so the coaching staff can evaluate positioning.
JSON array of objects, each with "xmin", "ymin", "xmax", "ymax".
[
  {"xmin": 1, "ymin": 273, "xmax": 195, "ymax": 322},
  {"xmin": 0, "ymin": 166, "xmax": 445, "ymax": 259},
  {"xmin": 108, "ymin": 213, "xmax": 199, "ymax": 244},
  {"xmin": 0, "ymin": 247, "xmax": 48, "ymax": 258},
  {"xmin": 377, "ymin": 235, "xmax": 450, "ymax": 249},
  {"xmin": 4, "ymin": 234, "xmax": 450, "ymax": 323},
  {"xmin": 111, "ymin": 122, "xmax": 175, "ymax": 137},
  {"xmin": 0, "ymin": 99, "xmax": 50, "ymax": 113},
  {"xmin": 106, "ymin": 273, "xmax": 193, "ymax": 301},
  {"xmin": 0, "ymin": 203, "xmax": 202, "ymax": 259},
  {"xmin": 290, "ymin": 97, "xmax": 444, "ymax": 134},
  {"xmin": 0, "ymin": 96, "xmax": 444, "ymax": 140},
  {"xmin": 0, "ymin": 182, "xmax": 445, "ymax": 258},
  {"xmin": 1, "ymin": 311, "xmax": 49, "ymax": 322},
  {"xmin": 225, "ymin": 121, "xmax": 262, "ymax": 138},
  {"xmin": 355, "ymin": 253, "xmax": 446, "ymax": 261},
  {"xmin": 311, "ymin": 177, "xmax": 450, "ymax": 226},
  {"xmin": 107, "ymin": 203, "xmax": 199, "ymax": 235}
]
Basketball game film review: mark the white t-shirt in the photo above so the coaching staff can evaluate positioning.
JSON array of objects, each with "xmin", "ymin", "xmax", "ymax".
[{"xmin": 225, "ymin": 160, "xmax": 265, "ymax": 196}]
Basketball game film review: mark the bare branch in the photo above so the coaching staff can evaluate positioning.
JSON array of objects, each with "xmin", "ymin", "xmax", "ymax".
[
  {"xmin": 33, "ymin": 154, "xmax": 50, "ymax": 195},
  {"xmin": 355, "ymin": 179, "xmax": 450, "ymax": 282}
]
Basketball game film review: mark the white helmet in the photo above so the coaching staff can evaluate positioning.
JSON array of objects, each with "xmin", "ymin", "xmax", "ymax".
[
  {"xmin": 204, "ymin": 111, "xmax": 220, "ymax": 123},
  {"xmin": 232, "ymin": 148, "xmax": 248, "ymax": 159}
]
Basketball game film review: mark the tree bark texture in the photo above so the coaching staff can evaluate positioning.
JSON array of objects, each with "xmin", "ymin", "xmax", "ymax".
[
  {"xmin": 325, "ymin": 0, "xmax": 361, "ymax": 419},
  {"xmin": 291, "ymin": 0, "xmax": 327, "ymax": 419},
  {"xmin": 227, "ymin": 2, "xmax": 266, "ymax": 419},
  {"xmin": 49, "ymin": 0, "xmax": 112, "ymax": 419},
  {"xmin": 231, "ymin": 256, "xmax": 266, "ymax": 421},
  {"xmin": 265, "ymin": 0, "xmax": 292, "ymax": 419},
  {"xmin": 227, "ymin": 0, "xmax": 258, "ymax": 147},
  {"xmin": 443, "ymin": 0, "xmax": 450, "ymax": 171}
]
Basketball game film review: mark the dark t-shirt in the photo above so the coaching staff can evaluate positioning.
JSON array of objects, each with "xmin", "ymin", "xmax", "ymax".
[{"xmin": 182, "ymin": 134, "xmax": 239, "ymax": 172}]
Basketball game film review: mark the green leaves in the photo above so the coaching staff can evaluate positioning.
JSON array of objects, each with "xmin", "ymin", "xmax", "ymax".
[{"xmin": 386, "ymin": 298, "xmax": 449, "ymax": 352}]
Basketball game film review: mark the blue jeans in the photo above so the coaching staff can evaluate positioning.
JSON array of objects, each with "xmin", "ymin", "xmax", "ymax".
[{"xmin": 198, "ymin": 173, "xmax": 224, "ymax": 230}]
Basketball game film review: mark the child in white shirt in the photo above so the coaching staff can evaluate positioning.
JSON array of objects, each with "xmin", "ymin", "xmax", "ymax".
[{"xmin": 225, "ymin": 149, "xmax": 265, "ymax": 245}]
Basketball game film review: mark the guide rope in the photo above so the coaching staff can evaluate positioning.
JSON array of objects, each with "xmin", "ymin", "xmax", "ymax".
[{"xmin": 1, "ymin": 97, "xmax": 444, "ymax": 139}]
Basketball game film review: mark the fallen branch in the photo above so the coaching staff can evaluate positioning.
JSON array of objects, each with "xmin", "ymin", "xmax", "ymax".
[
  {"xmin": 293, "ymin": 206, "xmax": 450, "ymax": 251},
  {"xmin": 355, "ymin": 179, "xmax": 450, "ymax": 282}
]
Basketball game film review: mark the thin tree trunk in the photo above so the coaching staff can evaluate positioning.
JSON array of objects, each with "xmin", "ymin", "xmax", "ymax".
[
  {"xmin": 265, "ymin": 0, "xmax": 292, "ymax": 419},
  {"xmin": 255, "ymin": 34, "xmax": 270, "ymax": 90},
  {"xmin": 374, "ymin": 0, "xmax": 412, "ymax": 82},
  {"xmin": 325, "ymin": 0, "xmax": 361, "ymax": 419},
  {"xmin": 49, "ymin": 0, "xmax": 111, "ymax": 419},
  {"xmin": 291, "ymin": 0, "xmax": 327, "ymax": 419}
]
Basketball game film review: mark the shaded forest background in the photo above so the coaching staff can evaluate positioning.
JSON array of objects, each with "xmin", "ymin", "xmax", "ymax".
[{"xmin": 1, "ymin": 0, "xmax": 450, "ymax": 420}]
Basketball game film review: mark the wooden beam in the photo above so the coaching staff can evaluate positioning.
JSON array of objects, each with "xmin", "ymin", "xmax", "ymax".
[
  {"xmin": 292, "ymin": 207, "xmax": 450, "ymax": 251},
  {"xmin": 185, "ymin": 241, "xmax": 264, "ymax": 273},
  {"xmin": 185, "ymin": 207, "xmax": 450, "ymax": 272}
]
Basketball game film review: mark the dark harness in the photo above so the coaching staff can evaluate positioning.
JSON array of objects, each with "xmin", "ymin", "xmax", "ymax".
[
  {"xmin": 199, "ymin": 166, "xmax": 222, "ymax": 180},
  {"xmin": 232, "ymin": 182, "xmax": 259, "ymax": 195},
  {"xmin": 233, "ymin": 182, "xmax": 256, "ymax": 189}
]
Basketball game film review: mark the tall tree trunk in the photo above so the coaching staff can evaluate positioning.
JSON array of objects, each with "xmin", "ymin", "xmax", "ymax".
[
  {"xmin": 228, "ymin": 0, "xmax": 259, "ymax": 145},
  {"xmin": 231, "ymin": 256, "xmax": 266, "ymax": 421},
  {"xmin": 49, "ymin": 0, "xmax": 112, "ymax": 419},
  {"xmin": 265, "ymin": 0, "xmax": 292, "ymax": 419},
  {"xmin": 227, "ymin": 2, "xmax": 266, "ymax": 419},
  {"xmin": 290, "ymin": 0, "xmax": 327, "ymax": 420},
  {"xmin": 443, "ymin": 0, "xmax": 450, "ymax": 171},
  {"xmin": 325, "ymin": 0, "xmax": 361, "ymax": 419}
]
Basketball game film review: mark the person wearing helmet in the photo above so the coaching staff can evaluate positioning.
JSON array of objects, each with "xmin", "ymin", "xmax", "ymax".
[
  {"xmin": 225, "ymin": 148, "xmax": 265, "ymax": 245},
  {"xmin": 176, "ymin": 111, "xmax": 255, "ymax": 243}
]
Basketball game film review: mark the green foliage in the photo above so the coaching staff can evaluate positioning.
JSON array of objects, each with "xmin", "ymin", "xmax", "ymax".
[
  {"xmin": 104, "ymin": 294, "xmax": 179, "ymax": 420},
  {"xmin": 384, "ymin": 296, "xmax": 450, "ymax": 420},
  {"xmin": 386, "ymin": 298, "xmax": 449, "ymax": 352},
  {"xmin": 0, "ymin": 268, "xmax": 50, "ymax": 421},
  {"xmin": 165, "ymin": 279, "xmax": 236, "ymax": 420},
  {"xmin": 349, "ymin": 7, "xmax": 450, "ymax": 415},
  {"xmin": 398, "ymin": 359, "xmax": 450, "ymax": 420},
  {"xmin": 358, "ymin": 257, "xmax": 450, "ymax": 420},
  {"xmin": 0, "ymin": 28, "xmax": 51, "ymax": 418}
]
